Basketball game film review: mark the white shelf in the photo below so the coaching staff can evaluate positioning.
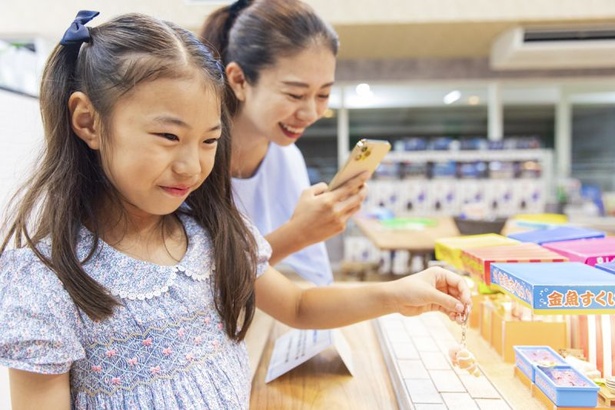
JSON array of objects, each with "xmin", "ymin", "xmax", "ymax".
[{"xmin": 385, "ymin": 149, "xmax": 552, "ymax": 163}]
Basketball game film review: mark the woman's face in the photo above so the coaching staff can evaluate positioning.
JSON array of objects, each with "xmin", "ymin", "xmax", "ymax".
[{"xmin": 240, "ymin": 44, "xmax": 336, "ymax": 146}]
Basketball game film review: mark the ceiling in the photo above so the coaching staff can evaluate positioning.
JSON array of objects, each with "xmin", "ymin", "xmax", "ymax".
[
  {"xmin": 332, "ymin": 20, "xmax": 615, "ymax": 60},
  {"xmin": 2, "ymin": 0, "xmax": 615, "ymax": 62}
]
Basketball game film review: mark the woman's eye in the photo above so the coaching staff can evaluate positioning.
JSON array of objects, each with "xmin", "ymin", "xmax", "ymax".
[
  {"xmin": 288, "ymin": 94, "xmax": 303, "ymax": 100},
  {"xmin": 318, "ymin": 94, "xmax": 330, "ymax": 100}
]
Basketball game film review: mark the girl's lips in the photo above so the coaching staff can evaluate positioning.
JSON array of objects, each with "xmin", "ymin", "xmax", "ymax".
[{"xmin": 161, "ymin": 186, "xmax": 191, "ymax": 197}]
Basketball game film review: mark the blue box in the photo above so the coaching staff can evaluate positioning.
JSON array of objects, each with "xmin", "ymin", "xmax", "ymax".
[
  {"xmin": 534, "ymin": 365, "xmax": 599, "ymax": 407},
  {"xmin": 507, "ymin": 226, "xmax": 605, "ymax": 245},
  {"xmin": 490, "ymin": 262, "xmax": 615, "ymax": 314},
  {"xmin": 513, "ymin": 345, "xmax": 567, "ymax": 382}
]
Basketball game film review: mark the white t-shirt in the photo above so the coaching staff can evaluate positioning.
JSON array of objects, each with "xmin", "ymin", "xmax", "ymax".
[{"xmin": 232, "ymin": 143, "xmax": 333, "ymax": 286}]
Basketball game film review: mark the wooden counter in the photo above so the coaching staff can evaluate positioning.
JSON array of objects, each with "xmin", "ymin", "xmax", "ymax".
[
  {"xmin": 352, "ymin": 216, "xmax": 460, "ymax": 252},
  {"xmin": 248, "ymin": 314, "xmax": 398, "ymax": 409},
  {"xmin": 247, "ymin": 309, "xmax": 548, "ymax": 409}
]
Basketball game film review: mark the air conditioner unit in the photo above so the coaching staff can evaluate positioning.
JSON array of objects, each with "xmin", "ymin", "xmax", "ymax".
[{"xmin": 490, "ymin": 26, "xmax": 615, "ymax": 70}]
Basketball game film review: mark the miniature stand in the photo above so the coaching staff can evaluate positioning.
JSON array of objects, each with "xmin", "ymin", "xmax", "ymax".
[{"xmin": 599, "ymin": 385, "xmax": 615, "ymax": 407}]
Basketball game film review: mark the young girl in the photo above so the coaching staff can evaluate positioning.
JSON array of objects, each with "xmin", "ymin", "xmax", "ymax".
[
  {"xmin": 200, "ymin": 0, "xmax": 367, "ymax": 286},
  {"xmin": 0, "ymin": 11, "xmax": 471, "ymax": 409}
]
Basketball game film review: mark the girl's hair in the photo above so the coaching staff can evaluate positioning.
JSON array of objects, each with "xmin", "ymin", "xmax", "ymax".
[
  {"xmin": 200, "ymin": 0, "xmax": 339, "ymax": 115},
  {"xmin": 0, "ymin": 13, "xmax": 258, "ymax": 341}
]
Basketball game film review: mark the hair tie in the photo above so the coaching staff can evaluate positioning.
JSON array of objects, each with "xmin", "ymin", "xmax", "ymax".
[
  {"xmin": 225, "ymin": 0, "xmax": 251, "ymax": 33},
  {"xmin": 60, "ymin": 10, "xmax": 100, "ymax": 46}
]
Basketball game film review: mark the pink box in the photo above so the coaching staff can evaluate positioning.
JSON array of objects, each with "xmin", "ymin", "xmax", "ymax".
[{"xmin": 543, "ymin": 237, "xmax": 615, "ymax": 266}]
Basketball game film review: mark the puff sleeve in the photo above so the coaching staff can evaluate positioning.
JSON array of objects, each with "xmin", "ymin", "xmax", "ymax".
[{"xmin": 0, "ymin": 249, "xmax": 85, "ymax": 374}]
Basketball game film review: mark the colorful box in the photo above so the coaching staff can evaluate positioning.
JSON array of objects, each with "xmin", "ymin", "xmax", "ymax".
[
  {"xmin": 434, "ymin": 233, "xmax": 519, "ymax": 270},
  {"xmin": 534, "ymin": 365, "xmax": 599, "ymax": 407},
  {"xmin": 490, "ymin": 262, "xmax": 615, "ymax": 314},
  {"xmin": 507, "ymin": 226, "xmax": 605, "ymax": 245},
  {"xmin": 513, "ymin": 345, "xmax": 568, "ymax": 382},
  {"xmin": 461, "ymin": 242, "xmax": 567, "ymax": 285},
  {"xmin": 544, "ymin": 237, "xmax": 615, "ymax": 266}
]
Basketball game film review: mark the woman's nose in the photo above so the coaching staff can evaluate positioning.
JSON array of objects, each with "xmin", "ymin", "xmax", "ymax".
[{"xmin": 296, "ymin": 98, "xmax": 319, "ymax": 123}]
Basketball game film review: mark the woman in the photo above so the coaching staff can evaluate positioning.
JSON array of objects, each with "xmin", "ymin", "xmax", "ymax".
[{"xmin": 200, "ymin": 0, "xmax": 368, "ymax": 285}]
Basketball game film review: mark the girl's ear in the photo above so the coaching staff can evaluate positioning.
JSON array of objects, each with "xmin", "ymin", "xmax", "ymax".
[
  {"xmin": 68, "ymin": 91, "xmax": 101, "ymax": 150},
  {"xmin": 225, "ymin": 62, "xmax": 247, "ymax": 102}
]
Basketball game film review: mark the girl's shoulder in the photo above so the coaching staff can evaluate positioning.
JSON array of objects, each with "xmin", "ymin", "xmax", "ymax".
[{"xmin": 0, "ymin": 246, "xmax": 65, "ymax": 292}]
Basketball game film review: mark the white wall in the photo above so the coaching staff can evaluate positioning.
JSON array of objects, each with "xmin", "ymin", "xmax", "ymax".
[{"xmin": 0, "ymin": 89, "xmax": 43, "ymax": 410}]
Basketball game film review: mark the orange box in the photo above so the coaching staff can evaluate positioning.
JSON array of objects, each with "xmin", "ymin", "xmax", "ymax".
[
  {"xmin": 479, "ymin": 299, "xmax": 495, "ymax": 344},
  {"xmin": 468, "ymin": 293, "xmax": 483, "ymax": 329},
  {"xmin": 490, "ymin": 307, "xmax": 567, "ymax": 363}
]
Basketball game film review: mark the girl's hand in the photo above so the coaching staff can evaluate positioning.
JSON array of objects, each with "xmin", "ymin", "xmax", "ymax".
[
  {"xmin": 289, "ymin": 172, "xmax": 368, "ymax": 246},
  {"xmin": 386, "ymin": 267, "xmax": 472, "ymax": 321}
]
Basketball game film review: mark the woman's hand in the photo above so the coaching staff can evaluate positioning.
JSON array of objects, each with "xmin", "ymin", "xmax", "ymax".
[
  {"xmin": 290, "ymin": 172, "xmax": 368, "ymax": 245},
  {"xmin": 265, "ymin": 172, "xmax": 368, "ymax": 266}
]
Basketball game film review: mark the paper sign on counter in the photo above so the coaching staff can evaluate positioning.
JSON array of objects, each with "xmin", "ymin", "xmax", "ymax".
[{"xmin": 265, "ymin": 328, "xmax": 355, "ymax": 383}]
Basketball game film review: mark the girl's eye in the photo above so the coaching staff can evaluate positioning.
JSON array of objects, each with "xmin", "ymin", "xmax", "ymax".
[
  {"xmin": 157, "ymin": 133, "xmax": 179, "ymax": 141},
  {"xmin": 203, "ymin": 138, "xmax": 219, "ymax": 145},
  {"xmin": 318, "ymin": 94, "xmax": 330, "ymax": 100},
  {"xmin": 288, "ymin": 94, "xmax": 303, "ymax": 100}
]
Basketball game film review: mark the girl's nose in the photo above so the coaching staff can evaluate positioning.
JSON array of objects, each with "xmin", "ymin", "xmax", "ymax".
[{"xmin": 173, "ymin": 147, "xmax": 201, "ymax": 176}]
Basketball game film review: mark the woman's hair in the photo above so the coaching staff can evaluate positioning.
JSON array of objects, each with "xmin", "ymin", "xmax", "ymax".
[
  {"xmin": 200, "ymin": 0, "xmax": 339, "ymax": 115},
  {"xmin": 0, "ymin": 12, "xmax": 258, "ymax": 341}
]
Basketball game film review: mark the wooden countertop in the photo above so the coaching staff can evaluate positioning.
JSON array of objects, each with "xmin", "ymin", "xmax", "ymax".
[
  {"xmin": 248, "ymin": 314, "xmax": 398, "ymax": 409},
  {"xmin": 352, "ymin": 216, "xmax": 460, "ymax": 252},
  {"xmin": 246, "ymin": 309, "xmax": 547, "ymax": 409}
]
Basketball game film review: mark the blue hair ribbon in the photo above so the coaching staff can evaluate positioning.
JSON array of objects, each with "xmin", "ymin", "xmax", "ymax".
[{"xmin": 60, "ymin": 10, "xmax": 100, "ymax": 46}]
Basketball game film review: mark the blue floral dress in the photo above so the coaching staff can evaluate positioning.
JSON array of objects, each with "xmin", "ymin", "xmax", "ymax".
[{"xmin": 0, "ymin": 214, "xmax": 271, "ymax": 409}]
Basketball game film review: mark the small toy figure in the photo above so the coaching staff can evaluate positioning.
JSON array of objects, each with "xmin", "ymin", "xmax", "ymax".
[{"xmin": 449, "ymin": 306, "xmax": 480, "ymax": 377}]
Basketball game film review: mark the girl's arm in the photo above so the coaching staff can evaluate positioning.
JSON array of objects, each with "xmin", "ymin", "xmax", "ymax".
[
  {"xmin": 254, "ymin": 265, "xmax": 471, "ymax": 329},
  {"xmin": 9, "ymin": 369, "xmax": 70, "ymax": 410},
  {"xmin": 265, "ymin": 172, "xmax": 367, "ymax": 266}
]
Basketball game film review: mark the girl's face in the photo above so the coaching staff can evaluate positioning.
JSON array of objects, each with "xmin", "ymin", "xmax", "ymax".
[
  {"xmin": 101, "ymin": 75, "xmax": 222, "ymax": 219},
  {"xmin": 240, "ymin": 44, "xmax": 336, "ymax": 145}
]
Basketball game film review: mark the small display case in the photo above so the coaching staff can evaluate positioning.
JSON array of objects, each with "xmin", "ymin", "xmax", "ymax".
[
  {"xmin": 513, "ymin": 345, "xmax": 567, "ymax": 382},
  {"xmin": 533, "ymin": 365, "xmax": 599, "ymax": 407}
]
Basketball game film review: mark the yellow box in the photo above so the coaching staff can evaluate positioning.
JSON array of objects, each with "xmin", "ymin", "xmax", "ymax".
[{"xmin": 434, "ymin": 234, "xmax": 519, "ymax": 271}]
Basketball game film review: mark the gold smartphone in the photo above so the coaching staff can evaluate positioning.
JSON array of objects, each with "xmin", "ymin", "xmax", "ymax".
[{"xmin": 328, "ymin": 139, "xmax": 391, "ymax": 191}]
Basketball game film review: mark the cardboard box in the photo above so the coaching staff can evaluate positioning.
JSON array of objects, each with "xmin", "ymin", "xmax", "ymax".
[
  {"xmin": 490, "ymin": 308, "xmax": 567, "ymax": 363},
  {"xmin": 490, "ymin": 262, "xmax": 615, "ymax": 314},
  {"xmin": 435, "ymin": 233, "xmax": 519, "ymax": 271},
  {"xmin": 544, "ymin": 237, "xmax": 615, "ymax": 266},
  {"xmin": 507, "ymin": 226, "xmax": 605, "ymax": 245},
  {"xmin": 461, "ymin": 242, "xmax": 567, "ymax": 285}
]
